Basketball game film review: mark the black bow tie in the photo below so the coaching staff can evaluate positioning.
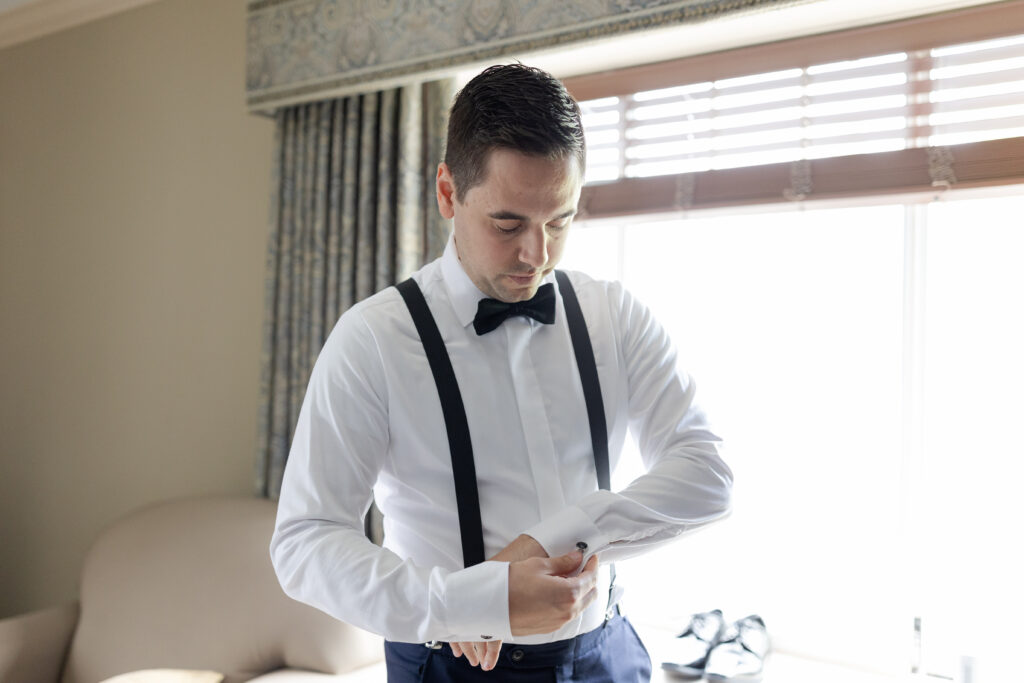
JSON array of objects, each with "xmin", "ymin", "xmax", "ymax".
[{"xmin": 473, "ymin": 283, "xmax": 556, "ymax": 335}]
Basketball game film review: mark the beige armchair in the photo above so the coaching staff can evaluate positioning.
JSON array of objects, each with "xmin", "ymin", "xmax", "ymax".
[{"xmin": 0, "ymin": 496, "xmax": 386, "ymax": 683}]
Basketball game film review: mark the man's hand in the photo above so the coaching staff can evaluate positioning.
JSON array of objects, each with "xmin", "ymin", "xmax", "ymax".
[
  {"xmin": 450, "ymin": 639, "xmax": 502, "ymax": 670},
  {"xmin": 448, "ymin": 534, "xmax": 552, "ymax": 671},
  {"xmin": 509, "ymin": 550, "xmax": 599, "ymax": 636},
  {"xmin": 491, "ymin": 533, "xmax": 548, "ymax": 563}
]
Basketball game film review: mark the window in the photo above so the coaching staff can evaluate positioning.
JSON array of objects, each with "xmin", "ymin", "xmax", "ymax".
[
  {"xmin": 581, "ymin": 33, "xmax": 1024, "ymax": 183},
  {"xmin": 567, "ymin": 2, "xmax": 1024, "ymax": 217},
  {"xmin": 560, "ymin": 187, "xmax": 1024, "ymax": 679},
  {"xmin": 915, "ymin": 193, "xmax": 1024, "ymax": 680},
  {"xmin": 558, "ymin": 4, "xmax": 1024, "ymax": 676}
]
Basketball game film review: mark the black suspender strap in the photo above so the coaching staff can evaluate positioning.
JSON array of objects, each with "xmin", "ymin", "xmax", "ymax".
[
  {"xmin": 554, "ymin": 270, "xmax": 610, "ymax": 492},
  {"xmin": 555, "ymin": 270, "xmax": 618, "ymax": 612},
  {"xmin": 395, "ymin": 278, "xmax": 487, "ymax": 568},
  {"xmin": 395, "ymin": 274, "xmax": 610, "ymax": 571}
]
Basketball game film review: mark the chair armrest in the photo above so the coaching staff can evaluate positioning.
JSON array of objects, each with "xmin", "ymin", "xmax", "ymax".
[{"xmin": 0, "ymin": 602, "xmax": 79, "ymax": 683}]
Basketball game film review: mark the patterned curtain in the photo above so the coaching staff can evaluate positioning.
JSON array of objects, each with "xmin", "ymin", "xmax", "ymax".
[
  {"xmin": 256, "ymin": 79, "xmax": 455, "ymax": 500},
  {"xmin": 246, "ymin": 0, "xmax": 806, "ymax": 112}
]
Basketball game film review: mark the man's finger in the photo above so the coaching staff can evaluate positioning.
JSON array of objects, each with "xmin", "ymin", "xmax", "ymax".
[
  {"xmin": 450, "ymin": 639, "xmax": 503, "ymax": 669},
  {"xmin": 454, "ymin": 643, "xmax": 473, "ymax": 667},
  {"xmin": 480, "ymin": 640, "xmax": 502, "ymax": 670},
  {"xmin": 490, "ymin": 534, "xmax": 548, "ymax": 563},
  {"xmin": 544, "ymin": 549, "xmax": 584, "ymax": 576},
  {"xmin": 472, "ymin": 642, "xmax": 486, "ymax": 667},
  {"xmin": 569, "ymin": 554, "xmax": 600, "ymax": 591},
  {"xmin": 580, "ymin": 584, "xmax": 599, "ymax": 612}
]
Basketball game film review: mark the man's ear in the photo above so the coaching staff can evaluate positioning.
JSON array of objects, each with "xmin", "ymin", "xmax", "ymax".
[{"xmin": 436, "ymin": 163, "xmax": 457, "ymax": 219}]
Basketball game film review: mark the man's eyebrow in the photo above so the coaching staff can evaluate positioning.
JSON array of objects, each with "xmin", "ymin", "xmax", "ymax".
[{"xmin": 487, "ymin": 209, "xmax": 577, "ymax": 221}]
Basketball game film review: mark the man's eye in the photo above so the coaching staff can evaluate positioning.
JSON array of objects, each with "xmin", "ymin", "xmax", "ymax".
[{"xmin": 495, "ymin": 224, "xmax": 520, "ymax": 234}]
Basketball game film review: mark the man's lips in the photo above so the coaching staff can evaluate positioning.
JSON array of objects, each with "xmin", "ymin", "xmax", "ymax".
[{"xmin": 506, "ymin": 273, "xmax": 538, "ymax": 285}]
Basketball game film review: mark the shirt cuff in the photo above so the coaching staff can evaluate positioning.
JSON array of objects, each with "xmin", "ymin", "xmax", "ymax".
[
  {"xmin": 443, "ymin": 560, "xmax": 512, "ymax": 642},
  {"xmin": 523, "ymin": 505, "xmax": 609, "ymax": 559}
]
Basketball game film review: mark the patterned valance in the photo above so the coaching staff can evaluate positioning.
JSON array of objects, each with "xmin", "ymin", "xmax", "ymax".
[{"xmin": 246, "ymin": 0, "xmax": 809, "ymax": 112}]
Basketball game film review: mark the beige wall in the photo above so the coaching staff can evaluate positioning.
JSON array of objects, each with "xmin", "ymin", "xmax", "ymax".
[{"xmin": 0, "ymin": 0, "xmax": 275, "ymax": 618}]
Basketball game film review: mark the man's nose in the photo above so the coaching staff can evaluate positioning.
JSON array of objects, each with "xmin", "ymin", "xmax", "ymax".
[{"xmin": 518, "ymin": 226, "xmax": 547, "ymax": 269}]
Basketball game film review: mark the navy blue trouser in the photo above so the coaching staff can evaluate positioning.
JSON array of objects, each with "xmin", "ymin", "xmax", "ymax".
[{"xmin": 384, "ymin": 614, "xmax": 652, "ymax": 682}]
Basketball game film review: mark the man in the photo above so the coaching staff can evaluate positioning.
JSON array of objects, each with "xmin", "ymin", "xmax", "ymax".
[{"xmin": 271, "ymin": 64, "xmax": 733, "ymax": 681}]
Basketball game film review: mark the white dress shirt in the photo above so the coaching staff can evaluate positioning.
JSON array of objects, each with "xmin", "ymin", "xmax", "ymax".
[{"xmin": 271, "ymin": 235, "xmax": 732, "ymax": 645}]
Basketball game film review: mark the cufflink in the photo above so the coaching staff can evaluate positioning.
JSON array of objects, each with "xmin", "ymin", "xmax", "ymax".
[
  {"xmin": 576, "ymin": 541, "xmax": 588, "ymax": 551},
  {"xmin": 481, "ymin": 635, "xmax": 493, "ymax": 640}
]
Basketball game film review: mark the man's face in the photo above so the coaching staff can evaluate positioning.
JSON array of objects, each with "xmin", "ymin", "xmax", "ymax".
[{"xmin": 436, "ymin": 148, "xmax": 583, "ymax": 303}]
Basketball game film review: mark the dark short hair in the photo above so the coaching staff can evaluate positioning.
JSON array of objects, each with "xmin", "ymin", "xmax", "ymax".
[{"xmin": 445, "ymin": 64, "xmax": 586, "ymax": 202}]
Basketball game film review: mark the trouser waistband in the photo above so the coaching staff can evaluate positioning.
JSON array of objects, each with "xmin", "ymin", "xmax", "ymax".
[{"xmin": 390, "ymin": 613, "xmax": 621, "ymax": 670}]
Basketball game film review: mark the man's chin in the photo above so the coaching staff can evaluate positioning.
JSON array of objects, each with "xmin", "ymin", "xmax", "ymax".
[
  {"xmin": 499, "ymin": 274, "xmax": 542, "ymax": 300},
  {"xmin": 489, "ymin": 291, "xmax": 531, "ymax": 303},
  {"xmin": 495, "ymin": 283, "xmax": 540, "ymax": 303}
]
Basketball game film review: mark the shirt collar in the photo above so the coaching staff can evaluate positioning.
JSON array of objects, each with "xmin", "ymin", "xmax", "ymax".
[{"xmin": 440, "ymin": 233, "xmax": 557, "ymax": 330}]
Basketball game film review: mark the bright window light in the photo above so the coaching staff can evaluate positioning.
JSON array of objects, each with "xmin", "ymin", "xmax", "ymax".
[
  {"xmin": 803, "ymin": 137, "xmax": 906, "ymax": 158},
  {"xmin": 929, "ymin": 79, "xmax": 1024, "ymax": 103},
  {"xmin": 804, "ymin": 72, "xmax": 907, "ymax": 97},
  {"xmin": 630, "ymin": 99, "xmax": 713, "ymax": 121},
  {"xmin": 929, "ymin": 125, "xmax": 1024, "ymax": 146},
  {"xmin": 585, "ymin": 128, "xmax": 621, "ymax": 146},
  {"xmin": 712, "ymin": 105, "xmax": 803, "ymax": 130},
  {"xmin": 804, "ymin": 116, "xmax": 907, "ymax": 139},
  {"xmin": 581, "ymin": 109, "xmax": 620, "ymax": 128},
  {"xmin": 930, "ymin": 55, "xmax": 1024, "ymax": 80},
  {"xmin": 585, "ymin": 147, "xmax": 620, "ymax": 164},
  {"xmin": 931, "ymin": 33, "xmax": 1024, "ymax": 58},
  {"xmin": 917, "ymin": 193, "xmax": 1024, "ymax": 680},
  {"xmin": 928, "ymin": 103, "xmax": 1024, "ymax": 126},
  {"xmin": 634, "ymin": 81, "xmax": 713, "ymax": 102},
  {"xmin": 626, "ymin": 119, "xmax": 714, "ymax": 140},
  {"xmin": 559, "ymin": 186, "xmax": 1024, "ymax": 681},
  {"xmin": 803, "ymin": 95, "xmax": 907, "ymax": 118},
  {"xmin": 582, "ymin": 95, "xmax": 620, "ymax": 108},
  {"xmin": 712, "ymin": 85, "xmax": 804, "ymax": 110},
  {"xmin": 709, "ymin": 146, "xmax": 804, "ymax": 168},
  {"xmin": 561, "ymin": 204, "xmax": 907, "ymax": 671}
]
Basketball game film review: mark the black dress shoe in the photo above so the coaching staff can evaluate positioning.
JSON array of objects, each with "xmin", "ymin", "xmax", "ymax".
[
  {"xmin": 660, "ymin": 609, "xmax": 726, "ymax": 679},
  {"xmin": 704, "ymin": 614, "xmax": 770, "ymax": 683}
]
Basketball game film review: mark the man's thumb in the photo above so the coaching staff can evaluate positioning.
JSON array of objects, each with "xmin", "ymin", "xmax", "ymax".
[{"xmin": 546, "ymin": 549, "xmax": 584, "ymax": 576}]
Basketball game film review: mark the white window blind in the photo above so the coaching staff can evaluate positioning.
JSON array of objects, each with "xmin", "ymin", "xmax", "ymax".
[
  {"xmin": 581, "ymin": 32, "xmax": 1024, "ymax": 184},
  {"xmin": 929, "ymin": 33, "xmax": 1024, "ymax": 146}
]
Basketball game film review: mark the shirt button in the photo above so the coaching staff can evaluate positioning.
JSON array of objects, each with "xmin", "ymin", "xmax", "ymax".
[{"xmin": 510, "ymin": 648, "xmax": 525, "ymax": 663}]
